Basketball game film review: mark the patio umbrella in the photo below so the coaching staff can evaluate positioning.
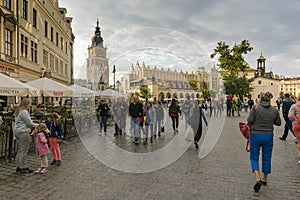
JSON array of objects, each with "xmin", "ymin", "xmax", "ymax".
[
  {"xmin": 0, "ymin": 73, "xmax": 39, "ymax": 96},
  {"xmin": 69, "ymin": 84, "xmax": 98, "ymax": 97},
  {"xmin": 26, "ymin": 77, "xmax": 73, "ymax": 97},
  {"xmin": 98, "ymin": 89, "xmax": 126, "ymax": 99}
]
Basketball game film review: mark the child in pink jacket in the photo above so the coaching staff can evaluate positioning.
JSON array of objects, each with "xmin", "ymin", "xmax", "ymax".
[{"xmin": 31, "ymin": 123, "xmax": 50, "ymax": 174}]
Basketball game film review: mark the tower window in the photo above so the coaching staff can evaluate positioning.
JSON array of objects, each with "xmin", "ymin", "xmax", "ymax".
[{"xmin": 258, "ymin": 80, "xmax": 262, "ymax": 84}]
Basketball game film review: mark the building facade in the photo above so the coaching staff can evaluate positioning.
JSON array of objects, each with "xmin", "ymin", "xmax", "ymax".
[
  {"xmin": 120, "ymin": 61, "xmax": 222, "ymax": 101},
  {"xmin": 0, "ymin": 0, "xmax": 74, "ymax": 84},
  {"xmin": 280, "ymin": 78, "xmax": 300, "ymax": 97},
  {"xmin": 248, "ymin": 54, "xmax": 280, "ymax": 106},
  {"xmin": 86, "ymin": 19, "xmax": 109, "ymax": 91}
]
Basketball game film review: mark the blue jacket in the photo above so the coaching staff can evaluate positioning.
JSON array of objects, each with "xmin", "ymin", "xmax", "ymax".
[{"xmin": 46, "ymin": 120, "xmax": 63, "ymax": 138}]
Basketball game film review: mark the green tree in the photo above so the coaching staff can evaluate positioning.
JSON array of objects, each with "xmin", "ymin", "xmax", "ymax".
[
  {"xmin": 139, "ymin": 86, "xmax": 152, "ymax": 100},
  {"xmin": 211, "ymin": 40, "xmax": 254, "ymax": 98}
]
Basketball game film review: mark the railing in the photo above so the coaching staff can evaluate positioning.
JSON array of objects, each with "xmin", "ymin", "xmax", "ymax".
[
  {"xmin": 0, "ymin": 53, "xmax": 18, "ymax": 64},
  {"xmin": 0, "ymin": 112, "xmax": 101, "ymax": 162}
]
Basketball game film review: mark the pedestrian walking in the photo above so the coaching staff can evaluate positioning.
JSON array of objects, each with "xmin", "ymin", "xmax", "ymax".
[
  {"xmin": 248, "ymin": 98, "xmax": 254, "ymax": 110},
  {"xmin": 97, "ymin": 99, "xmax": 110, "ymax": 135},
  {"xmin": 288, "ymin": 94, "xmax": 300, "ymax": 163},
  {"xmin": 119, "ymin": 97, "xmax": 128, "ymax": 134},
  {"xmin": 243, "ymin": 99, "xmax": 249, "ymax": 112},
  {"xmin": 236, "ymin": 99, "xmax": 242, "ymax": 116},
  {"xmin": 276, "ymin": 98, "xmax": 282, "ymax": 110},
  {"xmin": 154, "ymin": 100, "xmax": 164, "ymax": 136},
  {"xmin": 129, "ymin": 95, "xmax": 144, "ymax": 145},
  {"xmin": 14, "ymin": 98, "xmax": 37, "ymax": 174},
  {"xmin": 188, "ymin": 100, "xmax": 208, "ymax": 149},
  {"xmin": 169, "ymin": 98, "xmax": 181, "ymax": 133},
  {"xmin": 31, "ymin": 123, "xmax": 50, "ymax": 174},
  {"xmin": 181, "ymin": 96, "xmax": 192, "ymax": 127},
  {"xmin": 46, "ymin": 113, "xmax": 63, "ymax": 166},
  {"xmin": 143, "ymin": 101, "xmax": 156, "ymax": 145},
  {"xmin": 226, "ymin": 96, "xmax": 232, "ymax": 117},
  {"xmin": 279, "ymin": 93, "xmax": 296, "ymax": 142},
  {"xmin": 247, "ymin": 92, "xmax": 281, "ymax": 192}
]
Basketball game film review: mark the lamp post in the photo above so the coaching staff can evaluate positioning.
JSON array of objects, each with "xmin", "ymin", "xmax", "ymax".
[
  {"xmin": 116, "ymin": 80, "xmax": 121, "ymax": 92},
  {"xmin": 112, "ymin": 65, "xmax": 116, "ymax": 90}
]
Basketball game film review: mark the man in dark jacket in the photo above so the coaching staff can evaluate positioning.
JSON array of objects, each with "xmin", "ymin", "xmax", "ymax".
[
  {"xmin": 97, "ymin": 99, "xmax": 110, "ymax": 134},
  {"xmin": 279, "ymin": 93, "xmax": 296, "ymax": 142},
  {"xmin": 129, "ymin": 95, "xmax": 143, "ymax": 144}
]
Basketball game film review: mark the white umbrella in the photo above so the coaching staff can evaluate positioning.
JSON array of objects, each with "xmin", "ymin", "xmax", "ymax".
[
  {"xmin": 26, "ymin": 77, "xmax": 73, "ymax": 97},
  {"xmin": 98, "ymin": 89, "xmax": 126, "ymax": 99},
  {"xmin": 0, "ymin": 73, "xmax": 39, "ymax": 96},
  {"xmin": 69, "ymin": 84, "xmax": 97, "ymax": 97}
]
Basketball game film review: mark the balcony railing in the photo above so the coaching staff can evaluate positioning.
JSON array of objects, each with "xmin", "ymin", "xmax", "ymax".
[{"xmin": 0, "ymin": 53, "xmax": 18, "ymax": 64}]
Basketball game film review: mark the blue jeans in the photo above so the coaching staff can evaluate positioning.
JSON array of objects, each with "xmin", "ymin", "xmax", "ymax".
[
  {"xmin": 131, "ymin": 118, "xmax": 140, "ymax": 141},
  {"xmin": 250, "ymin": 133, "xmax": 274, "ymax": 174},
  {"xmin": 99, "ymin": 115, "xmax": 107, "ymax": 132}
]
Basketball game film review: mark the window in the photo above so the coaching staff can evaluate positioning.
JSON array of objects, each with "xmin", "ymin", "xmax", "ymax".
[
  {"xmin": 21, "ymin": 34, "xmax": 28, "ymax": 58},
  {"xmin": 55, "ymin": 58, "xmax": 59, "ymax": 72},
  {"xmin": 5, "ymin": 29, "xmax": 13, "ymax": 56},
  {"xmin": 60, "ymin": 37, "xmax": 63, "ymax": 50},
  {"xmin": 60, "ymin": 60, "xmax": 64, "ymax": 74},
  {"xmin": 43, "ymin": 49, "xmax": 48, "ymax": 68},
  {"xmin": 258, "ymin": 80, "xmax": 262, "ymax": 85},
  {"xmin": 31, "ymin": 41, "xmax": 38, "ymax": 63},
  {"xmin": 65, "ymin": 64, "xmax": 68, "ymax": 76},
  {"xmin": 50, "ymin": 27, "xmax": 54, "ymax": 42},
  {"xmin": 50, "ymin": 54, "xmax": 54, "ymax": 71},
  {"xmin": 44, "ymin": 21, "xmax": 48, "ymax": 38},
  {"xmin": 4, "ymin": 0, "xmax": 12, "ymax": 10},
  {"xmin": 22, "ymin": 0, "xmax": 28, "ymax": 20},
  {"xmin": 33, "ymin": 8, "xmax": 37, "ymax": 28},
  {"xmin": 56, "ymin": 32, "xmax": 59, "ymax": 46},
  {"xmin": 65, "ymin": 42, "xmax": 68, "ymax": 54}
]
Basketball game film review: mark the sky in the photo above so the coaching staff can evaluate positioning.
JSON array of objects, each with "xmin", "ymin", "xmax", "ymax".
[{"xmin": 59, "ymin": 0, "xmax": 300, "ymax": 83}]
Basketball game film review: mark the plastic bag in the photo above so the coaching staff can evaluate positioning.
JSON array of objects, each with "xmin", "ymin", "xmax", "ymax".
[{"xmin": 185, "ymin": 125, "xmax": 194, "ymax": 142}]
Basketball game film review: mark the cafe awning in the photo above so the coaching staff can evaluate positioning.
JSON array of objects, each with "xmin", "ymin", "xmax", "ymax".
[
  {"xmin": 0, "ymin": 73, "xmax": 39, "ymax": 96},
  {"xmin": 26, "ymin": 77, "xmax": 73, "ymax": 97}
]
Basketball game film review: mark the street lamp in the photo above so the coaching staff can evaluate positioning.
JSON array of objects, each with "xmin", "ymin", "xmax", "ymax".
[
  {"xmin": 116, "ymin": 80, "xmax": 121, "ymax": 92},
  {"xmin": 112, "ymin": 65, "xmax": 116, "ymax": 90}
]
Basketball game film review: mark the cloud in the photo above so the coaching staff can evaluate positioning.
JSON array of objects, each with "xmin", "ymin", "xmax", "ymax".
[{"xmin": 59, "ymin": 0, "xmax": 300, "ymax": 80}]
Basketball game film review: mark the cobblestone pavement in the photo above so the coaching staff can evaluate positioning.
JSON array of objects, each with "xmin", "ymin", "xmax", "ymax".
[{"xmin": 1, "ymin": 111, "xmax": 300, "ymax": 200}]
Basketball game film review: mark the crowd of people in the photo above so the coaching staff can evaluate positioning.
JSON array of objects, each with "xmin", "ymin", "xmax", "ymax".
[
  {"xmin": 13, "ymin": 98, "xmax": 63, "ymax": 174},
  {"xmin": 10, "ymin": 92, "xmax": 300, "ymax": 195}
]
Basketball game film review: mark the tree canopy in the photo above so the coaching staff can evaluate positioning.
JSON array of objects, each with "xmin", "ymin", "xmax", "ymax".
[{"xmin": 211, "ymin": 40, "xmax": 254, "ymax": 99}]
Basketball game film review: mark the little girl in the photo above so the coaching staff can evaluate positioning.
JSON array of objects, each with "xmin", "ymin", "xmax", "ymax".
[
  {"xmin": 46, "ymin": 113, "xmax": 63, "ymax": 166},
  {"xmin": 31, "ymin": 123, "xmax": 50, "ymax": 174}
]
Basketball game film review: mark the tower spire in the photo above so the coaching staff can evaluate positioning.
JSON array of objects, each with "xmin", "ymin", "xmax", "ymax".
[{"xmin": 91, "ymin": 18, "xmax": 103, "ymax": 47}]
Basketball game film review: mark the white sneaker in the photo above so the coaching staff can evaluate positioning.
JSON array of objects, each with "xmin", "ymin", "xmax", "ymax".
[
  {"xmin": 35, "ymin": 167, "xmax": 42, "ymax": 173},
  {"xmin": 40, "ymin": 167, "xmax": 48, "ymax": 174}
]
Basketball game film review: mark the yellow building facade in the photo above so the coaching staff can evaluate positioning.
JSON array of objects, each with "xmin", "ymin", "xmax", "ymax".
[{"xmin": 0, "ymin": 0, "xmax": 74, "ymax": 84}]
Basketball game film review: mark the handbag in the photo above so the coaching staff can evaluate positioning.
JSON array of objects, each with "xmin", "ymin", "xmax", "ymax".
[
  {"xmin": 185, "ymin": 124, "xmax": 194, "ymax": 142},
  {"xmin": 238, "ymin": 104, "xmax": 258, "ymax": 152},
  {"xmin": 239, "ymin": 122, "xmax": 250, "ymax": 152}
]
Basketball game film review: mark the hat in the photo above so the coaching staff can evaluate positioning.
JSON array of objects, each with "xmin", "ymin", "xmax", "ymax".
[{"xmin": 259, "ymin": 92, "xmax": 273, "ymax": 101}]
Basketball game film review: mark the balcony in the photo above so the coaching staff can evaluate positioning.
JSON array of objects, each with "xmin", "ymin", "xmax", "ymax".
[{"xmin": 0, "ymin": 53, "xmax": 18, "ymax": 64}]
